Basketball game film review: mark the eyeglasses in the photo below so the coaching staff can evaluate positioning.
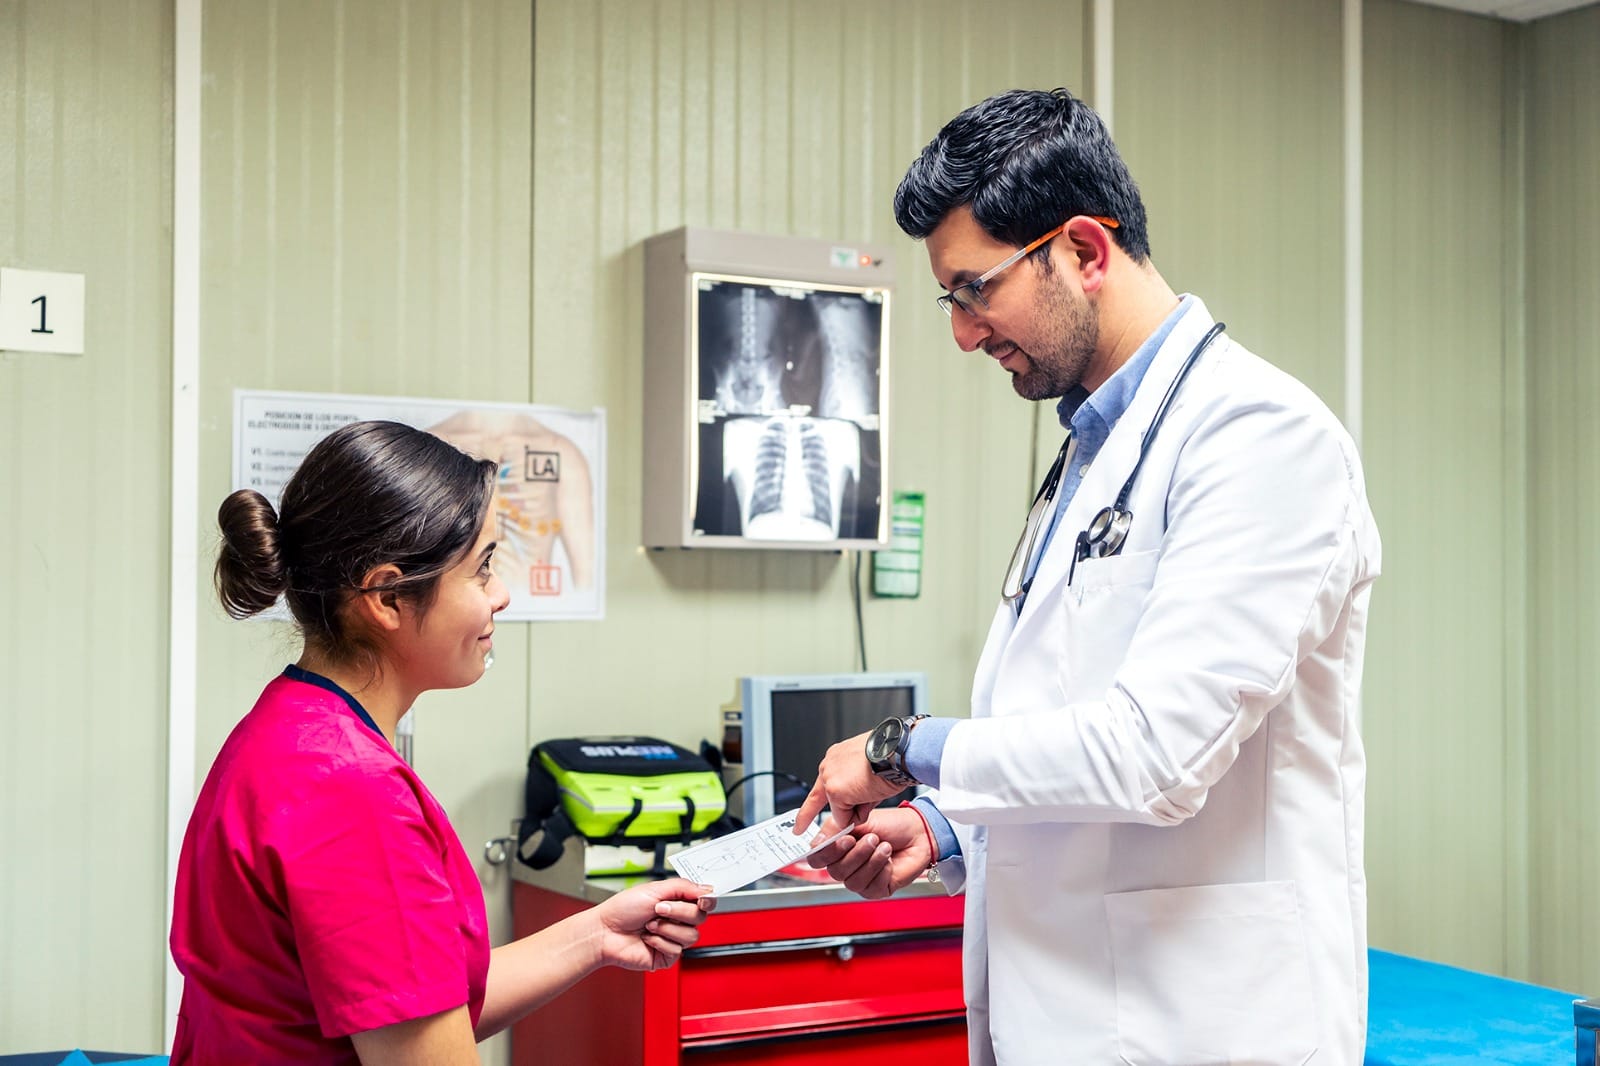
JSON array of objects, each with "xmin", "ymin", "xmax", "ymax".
[
  {"xmin": 1001, "ymin": 433, "xmax": 1077, "ymax": 610},
  {"xmin": 936, "ymin": 216, "xmax": 1120, "ymax": 318}
]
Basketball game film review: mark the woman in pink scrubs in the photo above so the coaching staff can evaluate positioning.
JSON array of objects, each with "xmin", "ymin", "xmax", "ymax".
[{"xmin": 170, "ymin": 420, "xmax": 714, "ymax": 1065}]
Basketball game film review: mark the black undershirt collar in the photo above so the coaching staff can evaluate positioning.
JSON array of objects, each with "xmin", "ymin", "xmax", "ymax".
[{"xmin": 282, "ymin": 663, "xmax": 387, "ymax": 742}]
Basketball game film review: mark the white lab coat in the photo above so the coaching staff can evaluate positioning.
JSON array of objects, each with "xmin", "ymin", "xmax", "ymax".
[{"xmin": 930, "ymin": 299, "xmax": 1381, "ymax": 1065}]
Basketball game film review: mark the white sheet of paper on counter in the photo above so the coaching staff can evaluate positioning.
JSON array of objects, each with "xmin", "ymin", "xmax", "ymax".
[{"xmin": 668, "ymin": 808, "xmax": 856, "ymax": 895}]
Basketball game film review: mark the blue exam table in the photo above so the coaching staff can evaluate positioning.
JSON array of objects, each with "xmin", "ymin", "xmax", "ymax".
[{"xmin": 1367, "ymin": 948, "xmax": 1595, "ymax": 1065}]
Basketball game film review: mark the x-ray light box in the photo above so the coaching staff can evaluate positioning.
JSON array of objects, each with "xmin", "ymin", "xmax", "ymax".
[{"xmin": 642, "ymin": 227, "xmax": 894, "ymax": 550}]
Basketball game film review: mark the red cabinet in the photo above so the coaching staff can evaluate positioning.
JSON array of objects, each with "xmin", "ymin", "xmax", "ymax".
[{"xmin": 511, "ymin": 880, "xmax": 968, "ymax": 1065}]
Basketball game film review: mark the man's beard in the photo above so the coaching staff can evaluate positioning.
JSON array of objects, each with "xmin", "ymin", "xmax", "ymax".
[{"xmin": 1010, "ymin": 284, "xmax": 1098, "ymax": 402}]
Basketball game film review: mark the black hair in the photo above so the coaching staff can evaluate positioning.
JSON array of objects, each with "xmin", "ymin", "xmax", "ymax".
[
  {"xmin": 893, "ymin": 87, "xmax": 1151, "ymax": 263},
  {"xmin": 215, "ymin": 420, "xmax": 497, "ymax": 669}
]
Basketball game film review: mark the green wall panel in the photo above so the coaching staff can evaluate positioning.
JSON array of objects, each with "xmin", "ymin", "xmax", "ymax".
[
  {"xmin": 1526, "ymin": 1, "xmax": 1600, "ymax": 997},
  {"xmin": 196, "ymin": 3, "xmax": 535, "ymax": 1060},
  {"xmin": 1362, "ymin": 0, "xmax": 1519, "ymax": 976},
  {"xmin": 9, "ymin": 0, "xmax": 1600, "ymax": 1050},
  {"xmin": 527, "ymin": 0, "xmax": 1087, "ymax": 780},
  {"xmin": 1114, "ymin": 0, "xmax": 1345, "ymax": 413},
  {"xmin": 0, "ymin": 0, "xmax": 172, "ymax": 1053}
]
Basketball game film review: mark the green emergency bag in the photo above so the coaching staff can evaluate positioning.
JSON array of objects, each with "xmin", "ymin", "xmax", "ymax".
[{"xmin": 516, "ymin": 736, "xmax": 726, "ymax": 870}]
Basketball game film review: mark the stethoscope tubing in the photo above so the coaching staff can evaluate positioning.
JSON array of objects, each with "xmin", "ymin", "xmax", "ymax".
[
  {"xmin": 1067, "ymin": 320, "xmax": 1227, "ymax": 585},
  {"xmin": 1111, "ymin": 321, "xmax": 1226, "ymax": 513}
]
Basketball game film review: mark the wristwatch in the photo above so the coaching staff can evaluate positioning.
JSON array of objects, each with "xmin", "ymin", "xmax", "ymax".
[{"xmin": 865, "ymin": 713, "xmax": 929, "ymax": 789}]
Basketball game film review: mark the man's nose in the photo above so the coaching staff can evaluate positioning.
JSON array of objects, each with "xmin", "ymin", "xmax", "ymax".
[{"xmin": 950, "ymin": 305, "xmax": 990, "ymax": 352}]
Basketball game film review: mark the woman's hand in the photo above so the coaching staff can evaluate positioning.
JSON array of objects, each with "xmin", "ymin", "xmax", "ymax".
[{"xmin": 593, "ymin": 878, "xmax": 717, "ymax": 972}]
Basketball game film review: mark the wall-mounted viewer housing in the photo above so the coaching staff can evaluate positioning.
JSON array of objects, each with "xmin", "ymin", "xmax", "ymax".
[{"xmin": 641, "ymin": 226, "xmax": 894, "ymax": 550}]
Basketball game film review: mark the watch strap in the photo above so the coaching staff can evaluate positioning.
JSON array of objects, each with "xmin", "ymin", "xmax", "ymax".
[
  {"xmin": 875, "ymin": 763, "xmax": 917, "ymax": 789},
  {"xmin": 892, "ymin": 713, "xmax": 930, "ymax": 779}
]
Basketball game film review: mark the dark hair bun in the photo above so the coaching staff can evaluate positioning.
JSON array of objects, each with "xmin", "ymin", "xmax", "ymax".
[
  {"xmin": 210, "ymin": 421, "xmax": 496, "ymax": 665},
  {"xmin": 215, "ymin": 489, "xmax": 288, "ymax": 618}
]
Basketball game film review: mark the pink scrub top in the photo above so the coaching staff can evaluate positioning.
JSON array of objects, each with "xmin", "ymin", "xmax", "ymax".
[{"xmin": 170, "ymin": 667, "xmax": 490, "ymax": 1065}]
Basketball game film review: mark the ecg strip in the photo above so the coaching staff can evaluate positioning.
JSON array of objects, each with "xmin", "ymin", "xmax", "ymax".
[{"xmin": 669, "ymin": 809, "xmax": 855, "ymax": 895}]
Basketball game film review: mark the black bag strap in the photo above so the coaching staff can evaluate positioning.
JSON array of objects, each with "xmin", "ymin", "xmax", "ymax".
[
  {"xmin": 516, "ymin": 746, "xmax": 575, "ymax": 870},
  {"xmin": 611, "ymin": 797, "xmax": 645, "ymax": 838}
]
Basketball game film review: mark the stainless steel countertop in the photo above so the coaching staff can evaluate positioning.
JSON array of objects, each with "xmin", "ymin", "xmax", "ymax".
[{"xmin": 508, "ymin": 836, "xmax": 952, "ymax": 913}]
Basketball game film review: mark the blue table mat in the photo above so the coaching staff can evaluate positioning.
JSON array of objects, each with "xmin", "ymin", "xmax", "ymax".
[
  {"xmin": 0, "ymin": 1054, "xmax": 166, "ymax": 1065},
  {"xmin": 1367, "ymin": 948, "xmax": 1580, "ymax": 1065}
]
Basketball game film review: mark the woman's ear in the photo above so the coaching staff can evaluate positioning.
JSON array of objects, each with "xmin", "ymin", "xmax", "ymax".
[{"xmin": 350, "ymin": 564, "xmax": 406, "ymax": 633}]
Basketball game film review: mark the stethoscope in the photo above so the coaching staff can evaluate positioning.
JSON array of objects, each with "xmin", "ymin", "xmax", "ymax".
[{"xmin": 1004, "ymin": 321, "xmax": 1225, "ymax": 607}]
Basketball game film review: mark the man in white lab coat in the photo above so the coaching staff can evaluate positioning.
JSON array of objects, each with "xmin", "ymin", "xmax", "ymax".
[{"xmin": 797, "ymin": 87, "xmax": 1381, "ymax": 1065}]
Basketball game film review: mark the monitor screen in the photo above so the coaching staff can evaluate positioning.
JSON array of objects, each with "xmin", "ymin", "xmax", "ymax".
[{"xmin": 738, "ymin": 672, "xmax": 927, "ymax": 826}]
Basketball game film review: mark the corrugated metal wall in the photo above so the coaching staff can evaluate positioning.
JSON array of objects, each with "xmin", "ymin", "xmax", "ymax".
[
  {"xmin": 524, "ymin": 0, "xmax": 1086, "ymax": 798},
  {"xmin": 194, "ymin": 3, "xmax": 535, "ymax": 1059},
  {"xmin": 1115, "ymin": 0, "xmax": 1347, "ymax": 414},
  {"xmin": 0, "ymin": 0, "xmax": 173, "ymax": 1051},
  {"xmin": 6, "ymin": 0, "xmax": 1600, "ymax": 1053},
  {"xmin": 1527, "ymin": 1, "xmax": 1600, "ymax": 996},
  {"xmin": 1361, "ymin": 0, "xmax": 1523, "ymax": 976}
]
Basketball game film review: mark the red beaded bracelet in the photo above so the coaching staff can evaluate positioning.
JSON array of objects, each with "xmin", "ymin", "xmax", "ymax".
[{"xmin": 899, "ymin": 799, "xmax": 938, "ymax": 869}]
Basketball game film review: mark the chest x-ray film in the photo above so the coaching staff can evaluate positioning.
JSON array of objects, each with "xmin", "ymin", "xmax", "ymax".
[{"xmin": 691, "ymin": 275, "xmax": 886, "ymax": 543}]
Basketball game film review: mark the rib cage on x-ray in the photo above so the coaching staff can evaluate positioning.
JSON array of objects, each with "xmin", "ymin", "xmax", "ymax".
[
  {"xmin": 724, "ymin": 416, "xmax": 860, "ymax": 540},
  {"xmin": 693, "ymin": 277, "xmax": 884, "ymax": 541},
  {"xmin": 751, "ymin": 420, "xmax": 834, "ymax": 525}
]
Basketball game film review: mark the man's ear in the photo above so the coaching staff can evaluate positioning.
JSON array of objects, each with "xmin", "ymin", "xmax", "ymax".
[
  {"xmin": 1062, "ymin": 215, "xmax": 1115, "ymax": 296},
  {"xmin": 350, "ymin": 564, "xmax": 405, "ymax": 633}
]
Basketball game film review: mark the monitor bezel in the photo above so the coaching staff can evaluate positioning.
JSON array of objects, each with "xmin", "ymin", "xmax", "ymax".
[{"xmin": 739, "ymin": 670, "xmax": 929, "ymax": 826}]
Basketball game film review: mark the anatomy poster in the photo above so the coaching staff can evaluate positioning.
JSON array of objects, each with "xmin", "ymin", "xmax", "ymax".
[
  {"xmin": 692, "ymin": 275, "xmax": 886, "ymax": 543},
  {"xmin": 233, "ymin": 389, "xmax": 604, "ymax": 621}
]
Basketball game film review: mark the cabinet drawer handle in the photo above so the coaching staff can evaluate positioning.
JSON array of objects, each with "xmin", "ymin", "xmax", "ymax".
[{"xmin": 685, "ymin": 926, "xmax": 960, "ymax": 960}]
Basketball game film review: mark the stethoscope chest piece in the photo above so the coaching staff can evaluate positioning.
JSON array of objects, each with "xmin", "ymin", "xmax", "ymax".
[
  {"xmin": 1083, "ymin": 505, "xmax": 1132, "ymax": 559},
  {"xmin": 1069, "ymin": 505, "xmax": 1131, "ymax": 585}
]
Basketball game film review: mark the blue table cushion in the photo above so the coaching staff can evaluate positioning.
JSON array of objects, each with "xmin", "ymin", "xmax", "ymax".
[
  {"xmin": 1367, "ymin": 948, "xmax": 1581, "ymax": 1065},
  {"xmin": 0, "ymin": 1054, "xmax": 166, "ymax": 1065}
]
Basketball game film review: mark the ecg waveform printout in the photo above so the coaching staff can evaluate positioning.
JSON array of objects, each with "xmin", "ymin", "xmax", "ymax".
[{"xmin": 669, "ymin": 810, "xmax": 855, "ymax": 895}]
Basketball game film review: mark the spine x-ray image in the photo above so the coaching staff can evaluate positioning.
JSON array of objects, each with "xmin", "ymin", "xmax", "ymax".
[{"xmin": 691, "ymin": 277, "xmax": 884, "ymax": 542}]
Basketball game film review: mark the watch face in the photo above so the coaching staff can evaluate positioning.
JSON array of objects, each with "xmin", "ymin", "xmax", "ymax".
[{"xmin": 865, "ymin": 717, "xmax": 904, "ymax": 764}]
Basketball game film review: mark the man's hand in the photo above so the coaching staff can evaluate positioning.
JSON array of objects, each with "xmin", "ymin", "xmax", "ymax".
[
  {"xmin": 593, "ymin": 878, "xmax": 716, "ymax": 972},
  {"xmin": 793, "ymin": 730, "xmax": 904, "ymax": 833},
  {"xmin": 805, "ymin": 807, "xmax": 931, "ymax": 899}
]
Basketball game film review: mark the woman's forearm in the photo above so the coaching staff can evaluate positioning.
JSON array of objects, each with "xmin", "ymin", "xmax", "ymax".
[
  {"xmin": 474, "ymin": 911, "xmax": 603, "ymax": 1040},
  {"xmin": 473, "ymin": 878, "xmax": 713, "ymax": 1041}
]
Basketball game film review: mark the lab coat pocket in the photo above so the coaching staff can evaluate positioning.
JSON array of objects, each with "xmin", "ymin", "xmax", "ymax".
[
  {"xmin": 1105, "ymin": 880, "xmax": 1317, "ymax": 1066},
  {"xmin": 1070, "ymin": 546, "xmax": 1161, "ymax": 594},
  {"xmin": 1060, "ymin": 548, "xmax": 1160, "ymax": 696}
]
